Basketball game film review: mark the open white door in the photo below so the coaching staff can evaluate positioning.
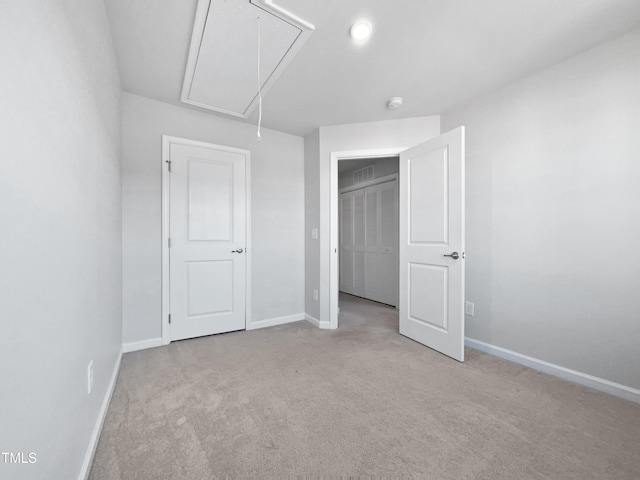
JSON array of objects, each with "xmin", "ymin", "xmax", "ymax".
[
  {"xmin": 167, "ymin": 140, "xmax": 248, "ymax": 341},
  {"xmin": 399, "ymin": 127, "xmax": 465, "ymax": 361}
]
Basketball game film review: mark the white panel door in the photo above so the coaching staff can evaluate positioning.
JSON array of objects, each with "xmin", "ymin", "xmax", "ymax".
[
  {"xmin": 399, "ymin": 127, "xmax": 465, "ymax": 361},
  {"xmin": 169, "ymin": 142, "xmax": 247, "ymax": 341}
]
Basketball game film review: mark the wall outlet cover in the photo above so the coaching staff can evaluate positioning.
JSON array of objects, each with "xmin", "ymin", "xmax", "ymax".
[{"xmin": 465, "ymin": 301, "xmax": 475, "ymax": 317}]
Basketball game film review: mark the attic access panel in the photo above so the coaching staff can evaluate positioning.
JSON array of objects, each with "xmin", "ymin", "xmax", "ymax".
[{"xmin": 181, "ymin": 0, "xmax": 314, "ymax": 118}]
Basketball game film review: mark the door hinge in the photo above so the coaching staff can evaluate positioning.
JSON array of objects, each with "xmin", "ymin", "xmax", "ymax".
[
  {"xmin": 168, "ymin": 314, "xmax": 171, "ymax": 324},
  {"xmin": 168, "ymin": 237, "xmax": 171, "ymax": 248},
  {"xmin": 165, "ymin": 160, "xmax": 171, "ymax": 172}
]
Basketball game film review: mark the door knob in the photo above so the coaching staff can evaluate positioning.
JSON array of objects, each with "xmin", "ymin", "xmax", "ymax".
[
  {"xmin": 443, "ymin": 251, "xmax": 459, "ymax": 259},
  {"xmin": 231, "ymin": 248, "xmax": 244, "ymax": 254}
]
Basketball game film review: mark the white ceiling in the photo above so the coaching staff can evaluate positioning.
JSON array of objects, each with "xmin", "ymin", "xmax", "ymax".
[{"xmin": 104, "ymin": 0, "xmax": 640, "ymax": 137}]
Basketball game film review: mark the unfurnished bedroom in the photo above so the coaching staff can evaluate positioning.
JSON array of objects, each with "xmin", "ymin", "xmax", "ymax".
[{"xmin": 1, "ymin": 1, "xmax": 639, "ymax": 479}]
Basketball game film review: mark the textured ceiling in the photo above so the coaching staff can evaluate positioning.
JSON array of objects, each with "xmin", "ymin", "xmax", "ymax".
[{"xmin": 104, "ymin": 0, "xmax": 640, "ymax": 137}]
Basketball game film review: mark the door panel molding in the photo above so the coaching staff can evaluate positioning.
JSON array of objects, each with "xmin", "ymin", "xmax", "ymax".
[{"xmin": 161, "ymin": 135, "xmax": 251, "ymax": 345}]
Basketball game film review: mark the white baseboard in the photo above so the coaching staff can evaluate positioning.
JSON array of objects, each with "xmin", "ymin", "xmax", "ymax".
[
  {"xmin": 304, "ymin": 313, "xmax": 320, "ymax": 327},
  {"xmin": 247, "ymin": 313, "xmax": 305, "ymax": 331},
  {"xmin": 465, "ymin": 337, "xmax": 640, "ymax": 404},
  {"xmin": 305, "ymin": 314, "xmax": 331, "ymax": 329},
  {"xmin": 78, "ymin": 346, "xmax": 123, "ymax": 480},
  {"xmin": 124, "ymin": 315, "xmax": 306, "ymax": 349},
  {"xmin": 123, "ymin": 337, "xmax": 163, "ymax": 353}
]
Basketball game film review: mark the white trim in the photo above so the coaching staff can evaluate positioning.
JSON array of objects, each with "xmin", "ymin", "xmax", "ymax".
[
  {"xmin": 161, "ymin": 136, "xmax": 252, "ymax": 345},
  {"xmin": 305, "ymin": 313, "xmax": 320, "ymax": 327},
  {"xmin": 123, "ymin": 338, "xmax": 163, "ymax": 353},
  {"xmin": 252, "ymin": 0, "xmax": 315, "ymax": 30},
  {"xmin": 181, "ymin": 0, "xmax": 314, "ymax": 118},
  {"xmin": 161, "ymin": 135, "xmax": 171, "ymax": 346},
  {"xmin": 465, "ymin": 337, "xmax": 640, "ymax": 404},
  {"xmin": 247, "ymin": 313, "xmax": 305, "ymax": 331},
  {"xmin": 78, "ymin": 347, "xmax": 123, "ymax": 480},
  {"xmin": 305, "ymin": 314, "xmax": 331, "ymax": 329},
  {"xmin": 338, "ymin": 173, "xmax": 398, "ymax": 194},
  {"xmin": 329, "ymin": 148, "xmax": 408, "ymax": 330},
  {"xmin": 245, "ymin": 152, "xmax": 253, "ymax": 330}
]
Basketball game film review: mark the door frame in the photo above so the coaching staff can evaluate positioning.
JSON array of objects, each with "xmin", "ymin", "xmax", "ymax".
[
  {"xmin": 161, "ymin": 135, "xmax": 252, "ymax": 345},
  {"xmin": 330, "ymin": 147, "xmax": 407, "ymax": 329}
]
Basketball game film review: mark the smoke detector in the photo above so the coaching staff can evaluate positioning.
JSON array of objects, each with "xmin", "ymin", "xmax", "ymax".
[{"xmin": 387, "ymin": 97, "xmax": 403, "ymax": 109}]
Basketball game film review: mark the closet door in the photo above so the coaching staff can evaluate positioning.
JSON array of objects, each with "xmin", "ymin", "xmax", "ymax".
[
  {"xmin": 339, "ymin": 192, "xmax": 354, "ymax": 294},
  {"xmin": 378, "ymin": 181, "xmax": 398, "ymax": 306},
  {"xmin": 364, "ymin": 181, "xmax": 398, "ymax": 306},
  {"xmin": 364, "ymin": 185, "xmax": 380, "ymax": 302},
  {"xmin": 339, "ymin": 189, "xmax": 365, "ymax": 297},
  {"xmin": 341, "ymin": 180, "xmax": 397, "ymax": 306},
  {"xmin": 352, "ymin": 189, "xmax": 366, "ymax": 297}
]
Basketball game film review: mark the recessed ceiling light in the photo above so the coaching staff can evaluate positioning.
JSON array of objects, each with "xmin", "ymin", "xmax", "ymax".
[{"xmin": 350, "ymin": 20, "xmax": 372, "ymax": 41}]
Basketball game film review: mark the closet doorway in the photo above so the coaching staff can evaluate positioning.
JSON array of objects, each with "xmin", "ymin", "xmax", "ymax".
[{"xmin": 338, "ymin": 156, "xmax": 399, "ymax": 308}]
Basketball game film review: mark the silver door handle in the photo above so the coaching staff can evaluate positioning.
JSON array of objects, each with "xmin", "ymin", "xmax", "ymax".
[
  {"xmin": 443, "ymin": 252, "xmax": 459, "ymax": 259},
  {"xmin": 231, "ymin": 248, "xmax": 244, "ymax": 254}
]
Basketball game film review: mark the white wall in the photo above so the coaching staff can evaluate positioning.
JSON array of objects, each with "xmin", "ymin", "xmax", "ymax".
[
  {"xmin": 122, "ymin": 93, "xmax": 305, "ymax": 343},
  {"xmin": 306, "ymin": 116, "xmax": 440, "ymax": 325},
  {"xmin": 304, "ymin": 129, "xmax": 321, "ymax": 322},
  {"xmin": 0, "ymin": 1, "xmax": 123, "ymax": 479},
  {"xmin": 442, "ymin": 28, "xmax": 640, "ymax": 390}
]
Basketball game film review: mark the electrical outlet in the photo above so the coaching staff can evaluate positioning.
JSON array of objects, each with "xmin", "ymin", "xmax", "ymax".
[
  {"xmin": 87, "ymin": 360, "xmax": 94, "ymax": 394},
  {"xmin": 311, "ymin": 228, "xmax": 318, "ymax": 240},
  {"xmin": 465, "ymin": 301, "xmax": 475, "ymax": 317},
  {"xmin": 313, "ymin": 289, "xmax": 318, "ymax": 301}
]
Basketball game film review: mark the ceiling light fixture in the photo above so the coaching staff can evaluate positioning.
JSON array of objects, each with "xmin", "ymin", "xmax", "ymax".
[{"xmin": 350, "ymin": 20, "xmax": 372, "ymax": 41}]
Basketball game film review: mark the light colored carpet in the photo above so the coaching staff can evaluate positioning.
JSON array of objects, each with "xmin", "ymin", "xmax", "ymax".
[{"xmin": 90, "ymin": 293, "xmax": 640, "ymax": 479}]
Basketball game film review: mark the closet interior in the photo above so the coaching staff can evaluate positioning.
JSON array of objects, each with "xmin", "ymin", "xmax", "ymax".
[{"xmin": 339, "ymin": 157, "xmax": 399, "ymax": 307}]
